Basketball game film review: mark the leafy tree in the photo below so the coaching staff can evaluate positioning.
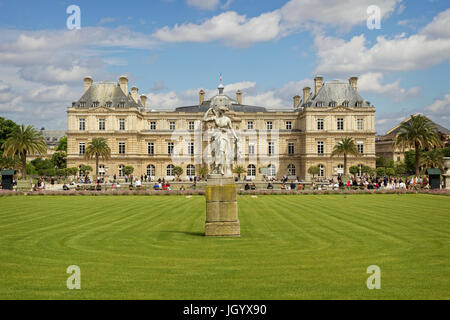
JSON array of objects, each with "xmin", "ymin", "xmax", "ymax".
[
  {"xmin": 79, "ymin": 165, "xmax": 93, "ymax": 175},
  {"xmin": 55, "ymin": 136, "xmax": 67, "ymax": 152},
  {"xmin": 0, "ymin": 117, "xmax": 19, "ymax": 155},
  {"xmin": 395, "ymin": 115, "xmax": 442, "ymax": 176},
  {"xmin": 385, "ymin": 167, "xmax": 395, "ymax": 176},
  {"xmin": 31, "ymin": 158, "xmax": 54, "ymax": 176},
  {"xmin": 123, "ymin": 166, "xmax": 134, "ymax": 176},
  {"xmin": 2, "ymin": 125, "xmax": 47, "ymax": 179},
  {"xmin": 232, "ymin": 166, "xmax": 245, "ymax": 180},
  {"xmin": 0, "ymin": 156, "xmax": 21, "ymax": 170},
  {"xmin": 331, "ymin": 137, "xmax": 359, "ymax": 175},
  {"xmin": 307, "ymin": 166, "xmax": 320, "ymax": 179},
  {"xmin": 349, "ymin": 165, "xmax": 360, "ymax": 178},
  {"xmin": 420, "ymin": 148, "xmax": 444, "ymax": 170},
  {"xmin": 385, "ymin": 159, "xmax": 395, "ymax": 169},
  {"xmin": 443, "ymin": 146, "xmax": 450, "ymax": 157},
  {"xmin": 173, "ymin": 166, "xmax": 183, "ymax": 178},
  {"xmin": 376, "ymin": 167, "xmax": 386, "ymax": 178},
  {"xmin": 84, "ymin": 138, "xmax": 111, "ymax": 176},
  {"xmin": 198, "ymin": 166, "xmax": 208, "ymax": 179},
  {"xmin": 376, "ymin": 156, "xmax": 386, "ymax": 168},
  {"xmin": 52, "ymin": 151, "xmax": 67, "ymax": 169},
  {"xmin": 362, "ymin": 166, "xmax": 372, "ymax": 175},
  {"xmin": 394, "ymin": 162, "xmax": 407, "ymax": 176},
  {"xmin": 66, "ymin": 167, "xmax": 78, "ymax": 178}
]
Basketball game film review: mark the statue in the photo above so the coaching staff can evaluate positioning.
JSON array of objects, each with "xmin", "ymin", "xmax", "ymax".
[{"xmin": 202, "ymin": 94, "xmax": 240, "ymax": 176}]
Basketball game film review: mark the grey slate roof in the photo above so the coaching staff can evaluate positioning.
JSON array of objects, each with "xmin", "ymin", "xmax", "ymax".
[
  {"xmin": 301, "ymin": 80, "xmax": 370, "ymax": 108},
  {"xmin": 73, "ymin": 82, "xmax": 142, "ymax": 109},
  {"xmin": 175, "ymin": 97, "xmax": 267, "ymax": 113}
]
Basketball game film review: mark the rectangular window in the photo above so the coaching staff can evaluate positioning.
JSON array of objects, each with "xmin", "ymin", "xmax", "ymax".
[
  {"xmin": 79, "ymin": 119, "xmax": 85, "ymax": 131},
  {"xmin": 247, "ymin": 121, "xmax": 254, "ymax": 130},
  {"xmin": 286, "ymin": 121, "xmax": 292, "ymax": 130},
  {"xmin": 266, "ymin": 121, "xmax": 273, "ymax": 130},
  {"xmin": 248, "ymin": 143, "xmax": 255, "ymax": 155},
  {"xmin": 169, "ymin": 121, "xmax": 176, "ymax": 131},
  {"xmin": 357, "ymin": 118, "xmax": 364, "ymax": 130},
  {"xmin": 98, "ymin": 119, "xmax": 105, "ymax": 131},
  {"xmin": 317, "ymin": 118, "xmax": 324, "ymax": 131},
  {"xmin": 288, "ymin": 142, "xmax": 295, "ymax": 155},
  {"xmin": 358, "ymin": 142, "xmax": 364, "ymax": 154},
  {"xmin": 119, "ymin": 119, "xmax": 125, "ymax": 131},
  {"xmin": 188, "ymin": 142, "xmax": 194, "ymax": 155},
  {"xmin": 79, "ymin": 142, "xmax": 85, "ymax": 155},
  {"xmin": 150, "ymin": 121, "xmax": 156, "ymax": 130},
  {"xmin": 317, "ymin": 141, "xmax": 324, "ymax": 155},
  {"xmin": 337, "ymin": 118, "xmax": 344, "ymax": 131},
  {"xmin": 268, "ymin": 142, "xmax": 274, "ymax": 155},
  {"xmin": 119, "ymin": 142, "xmax": 126, "ymax": 154},
  {"xmin": 168, "ymin": 142, "xmax": 174, "ymax": 155},
  {"xmin": 188, "ymin": 121, "xmax": 195, "ymax": 130},
  {"xmin": 147, "ymin": 142, "xmax": 154, "ymax": 155}
]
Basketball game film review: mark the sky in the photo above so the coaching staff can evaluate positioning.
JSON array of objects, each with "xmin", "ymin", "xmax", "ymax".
[{"xmin": 0, "ymin": 0, "xmax": 449, "ymax": 134}]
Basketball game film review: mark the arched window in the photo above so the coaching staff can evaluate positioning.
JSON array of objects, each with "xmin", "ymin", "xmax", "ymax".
[
  {"xmin": 118, "ymin": 164, "xmax": 124, "ymax": 177},
  {"xmin": 166, "ymin": 164, "xmax": 174, "ymax": 176},
  {"xmin": 147, "ymin": 164, "xmax": 155, "ymax": 177},
  {"xmin": 337, "ymin": 164, "xmax": 344, "ymax": 175},
  {"xmin": 318, "ymin": 164, "xmax": 325, "ymax": 177},
  {"xmin": 186, "ymin": 164, "xmax": 195, "ymax": 176},
  {"xmin": 287, "ymin": 164, "xmax": 296, "ymax": 176},
  {"xmin": 247, "ymin": 164, "xmax": 256, "ymax": 177},
  {"xmin": 268, "ymin": 164, "xmax": 276, "ymax": 177}
]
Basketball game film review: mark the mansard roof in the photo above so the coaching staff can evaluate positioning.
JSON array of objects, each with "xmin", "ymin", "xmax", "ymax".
[
  {"xmin": 73, "ymin": 81, "xmax": 143, "ymax": 109},
  {"xmin": 301, "ymin": 80, "xmax": 371, "ymax": 108}
]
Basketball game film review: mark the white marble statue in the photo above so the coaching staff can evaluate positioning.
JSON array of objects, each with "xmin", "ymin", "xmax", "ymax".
[{"xmin": 203, "ymin": 94, "xmax": 239, "ymax": 176}]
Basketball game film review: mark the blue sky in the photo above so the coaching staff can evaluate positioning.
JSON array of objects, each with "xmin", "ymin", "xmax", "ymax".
[{"xmin": 0, "ymin": 0, "xmax": 449, "ymax": 134}]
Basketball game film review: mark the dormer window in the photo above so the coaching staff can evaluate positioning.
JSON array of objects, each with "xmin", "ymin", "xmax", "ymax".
[
  {"xmin": 72, "ymin": 102, "xmax": 77, "ymax": 107},
  {"xmin": 342, "ymin": 100, "xmax": 349, "ymax": 107},
  {"xmin": 80, "ymin": 101, "xmax": 86, "ymax": 108},
  {"xmin": 316, "ymin": 101, "xmax": 324, "ymax": 107},
  {"xmin": 355, "ymin": 101, "xmax": 362, "ymax": 107},
  {"xmin": 92, "ymin": 101, "xmax": 99, "ymax": 108},
  {"xmin": 329, "ymin": 101, "xmax": 336, "ymax": 107},
  {"xmin": 106, "ymin": 101, "xmax": 112, "ymax": 108},
  {"xmin": 119, "ymin": 100, "xmax": 125, "ymax": 108}
]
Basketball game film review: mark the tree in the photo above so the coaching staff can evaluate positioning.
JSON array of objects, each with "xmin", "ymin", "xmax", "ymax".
[
  {"xmin": 31, "ymin": 158, "xmax": 53, "ymax": 176},
  {"xmin": 173, "ymin": 166, "xmax": 183, "ymax": 179},
  {"xmin": 376, "ymin": 167, "xmax": 386, "ymax": 178},
  {"xmin": 2, "ymin": 125, "xmax": 47, "ymax": 179},
  {"xmin": 0, "ymin": 156, "xmax": 21, "ymax": 170},
  {"xmin": 420, "ymin": 149, "xmax": 444, "ymax": 171},
  {"xmin": 233, "ymin": 166, "xmax": 245, "ymax": 180},
  {"xmin": 56, "ymin": 136, "xmax": 67, "ymax": 152},
  {"xmin": 331, "ymin": 137, "xmax": 359, "ymax": 175},
  {"xmin": 307, "ymin": 166, "xmax": 320, "ymax": 179},
  {"xmin": 79, "ymin": 165, "xmax": 93, "ymax": 175},
  {"xmin": 394, "ymin": 162, "xmax": 407, "ymax": 176},
  {"xmin": 198, "ymin": 166, "xmax": 208, "ymax": 180},
  {"xmin": 84, "ymin": 138, "xmax": 111, "ymax": 177},
  {"xmin": 376, "ymin": 156, "xmax": 386, "ymax": 168},
  {"xmin": 0, "ymin": 117, "xmax": 19, "ymax": 155},
  {"xmin": 395, "ymin": 115, "xmax": 442, "ymax": 176},
  {"xmin": 385, "ymin": 167, "xmax": 395, "ymax": 176},
  {"xmin": 362, "ymin": 166, "xmax": 372, "ymax": 175},
  {"xmin": 123, "ymin": 166, "xmax": 134, "ymax": 176},
  {"xmin": 66, "ymin": 167, "xmax": 79, "ymax": 178},
  {"xmin": 349, "ymin": 165, "xmax": 360, "ymax": 178},
  {"xmin": 52, "ymin": 151, "xmax": 67, "ymax": 169}
]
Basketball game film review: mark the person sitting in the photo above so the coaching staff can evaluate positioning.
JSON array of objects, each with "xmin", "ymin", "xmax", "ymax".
[
  {"xmin": 267, "ymin": 183, "xmax": 273, "ymax": 190},
  {"xmin": 251, "ymin": 183, "xmax": 256, "ymax": 190},
  {"xmin": 179, "ymin": 185, "xmax": 185, "ymax": 191},
  {"xmin": 162, "ymin": 184, "xmax": 168, "ymax": 191},
  {"xmin": 280, "ymin": 183, "xmax": 286, "ymax": 190},
  {"xmin": 244, "ymin": 183, "xmax": 250, "ymax": 191},
  {"xmin": 153, "ymin": 183, "xmax": 160, "ymax": 190},
  {"xmin": 63, "ymin": 184, "xmax": 70, "ymax": 191},
  {"xmin": 298, "ymin": 184, "xmax": 303, "ymax": 190},
  {"xmin": 290, "ymin": 182, "xmax": 296, "ymax": 190}
]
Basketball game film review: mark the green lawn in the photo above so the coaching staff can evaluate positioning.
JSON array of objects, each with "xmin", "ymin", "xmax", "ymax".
[{"xmin": 0, "ymin": 194, "xmax": 449, "ymax": 300}]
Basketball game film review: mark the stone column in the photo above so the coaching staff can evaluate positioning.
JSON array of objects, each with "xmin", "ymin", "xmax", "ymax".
[{"xmin": 205, "ymin": 174, "xmax": 240, "ymax": 237}]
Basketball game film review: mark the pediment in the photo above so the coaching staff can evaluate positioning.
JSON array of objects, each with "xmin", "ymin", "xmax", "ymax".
[
  {"xmin": 330, "ymin": 106, "xmax": 351, "ymax": 112},
  {"xmin": 88, "ymin": 107, "xmax": 111, "ymax": 113}
]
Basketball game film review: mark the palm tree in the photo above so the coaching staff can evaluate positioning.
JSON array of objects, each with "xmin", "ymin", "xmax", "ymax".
[
  {"xmin": 395, "ymin": 115, "xmax": 442, "ymax": 176},
  {"xmin": 331, "ymin": 137, "xmax": 359, "ymax": 176},
  {"xmin": 85, "ymin": 138, "xmax": 111, "ymax": 177},
  {"xmin": 2, "ymin": 125, "xmax": 46, "ymax": 179},
  {"xmin": 233, "ymin": 166, "xmax": 245, "ymax": 180},
  {"xmin": 420, "ymin": 149, "xmax": 444, "ymax": 171}
]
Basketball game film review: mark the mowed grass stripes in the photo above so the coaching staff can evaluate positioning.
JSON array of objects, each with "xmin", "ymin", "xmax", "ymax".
[{"xmin": 0, "ymin": 194, "xmax": 449, "ymax": 299}]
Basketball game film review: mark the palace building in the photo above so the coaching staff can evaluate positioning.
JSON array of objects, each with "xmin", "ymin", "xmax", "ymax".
[{"xmin": 67, "ymin": 75, "xmax": 376, "ymax": 180}]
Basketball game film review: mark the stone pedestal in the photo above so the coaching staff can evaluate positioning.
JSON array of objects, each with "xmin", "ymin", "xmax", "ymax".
[{"xmin": 205, "ymin": 175, "xmax": 240, "ymax": 237}]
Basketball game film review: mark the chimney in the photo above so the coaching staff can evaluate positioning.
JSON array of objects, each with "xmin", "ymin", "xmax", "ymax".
[
  {"xmin": 84, "ymin": 76, "xmax": 93, "ymax": 92},
  {"xmin": 303, "ymin": 87, "xmax": 311, "ymax": 103},
  {"xmin": 140, "ymin": 95, "xmax": 147, "ymax": 108},
  {"xmin": 349, "ymin": 77, "xmax": 358, "ymax": 91},
  {"xmin": 199, "ymin": 89, "xmax": 205, "ymax": 105},
  {"xmin": 293, "ymin": 95, "xmax": 300, "ymax": 108},
  {"xmin": 314, "ymin": 76, "xmax": 323, "ymax": 96},
  {"xmin": 131, "ymin": 86, "xmax": 139, "ymax": 103},
  {"xmin": 236, "ymin": 90, "xmax": 242, "ymax": 104},
  {"xmin": 119, "ymin": 75, "xmax": 128, "ymax": 95}
]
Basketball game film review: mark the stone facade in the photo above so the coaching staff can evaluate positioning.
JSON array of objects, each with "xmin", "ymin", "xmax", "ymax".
[{"xmin": 67, "ymin": 76, "xmax": 376, "ymax": 181}]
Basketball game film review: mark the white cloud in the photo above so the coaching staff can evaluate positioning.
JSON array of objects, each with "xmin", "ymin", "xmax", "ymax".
[
  {"xmin": 424, "ymin": 94, "xmax": 450, "ymax": 116},
  {"xmin": 186, "ymin": 0, "xmax": 220, "ymax": 10},
  {"xmin": 421, "ymin": 8, "xmax": 450, "ymax": 39},
  {"xmin": 153, "ymin": 0, "xmax": 401, "ymax": 47},
  {"xmin": 358, "ymin": 72, "xmax": 421, "ymax": 102}
]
